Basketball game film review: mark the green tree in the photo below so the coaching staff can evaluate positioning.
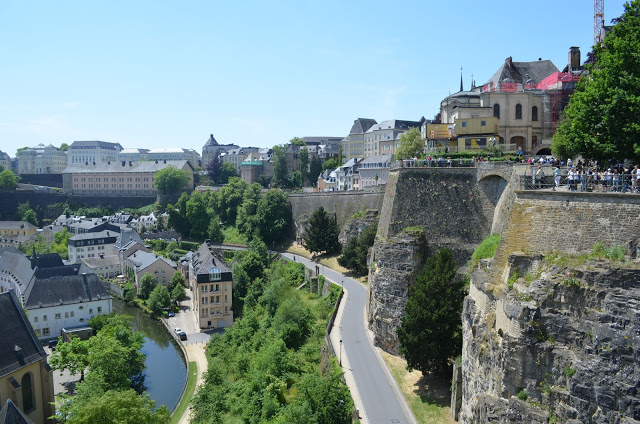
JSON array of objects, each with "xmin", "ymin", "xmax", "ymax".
[
  {"xmin": 217, "ymin": 161, "xmax": 238, "ymax": 184},
  {"xmin": 186, "ymin": 191, "xmax": 211, "ymax": 238},
  {"xmin": 552, "ymin": 1, "xmax": 640, "ymax": 161},
  {"xmin": 338, "ymin": 220, "xmax": 377, "ymax": 275},
  {"xmin": 272, "ymin": 145, "xmax": 288, "ymax": 188},
  {"xmin": 19, "ymin": 234, "xmax": 49, "ymax": 255},
  {"xmin": 154, "ymin": 166, "xmax": 191, "ymax": 198},
  {"xmin": 171, "ymin": 283, "xmax": 186, "ymax": 302},
  {"xmin": 22, "ymin": 208, "xmax": 39, "ymax": 226},
  {"xmin": 147, "ymin": 284, "xmax": 171, "ymax": 314},
  {"xmin": 52, "ymin": 228, "xmax": 71, "ymax": 259},
  {"xmin": 256, "ymin": 189, "xmax": 291, "ymax": 244},
  {"xmin": 60, "ymin": 143, "xmax": 69, "ymax": 152},
  {"xmin": 290, "ymin": 137, "xmax": 306, "ymax": 146},
  {"xmin": 231, "ymin": 262, "xmax": 250, "ymax": 317},
  {"xmin": 16, "ymin": 146, "xmax": 28, "ymax": 155},
  {"xmin": 66, "ymin": 389, "xmax": 169, "ymax": 424},
  {"xmin": 236, "ymin": 183, "xmax": 263, "ymax": 238},
  {"xmin": 169, "ymin": 272, "xmax": 186, "ymax": 293},
  {"xmin": 309, "ymin": 155, "xmax": 323, "ymax": 187},
  {"xmin": 397, "ymin": 248, "xmax": 466, "ymax": 376},
  {"xmin": 167, "ymin": 192, "xmax": 191, "ymax": 236},
  {"xmin": 303, "ymin": 207, "xmax": 339, "ymax": 254},
  {"xmin": 0, "ymin": 169, "xmax": 18, "ymax": 190},
  {"xmin": 395, "ymin": 127, "xmax": 424, "ymax": 160},
  {"xmin": 139, "ymin": 273, "xmax": 156, "ymax": 300},
  {"xmin": 208, "ymin": 215, "xmax": 224, "ymax": 243},
  {"xmin": 298, "ymin": 147, "xmax": 309, "ymax": 186},
  {"xmin": 49, "ymin": 336, "xmax": 90, "ymax": 380},
  {"xmin": 218, "ymin": 177, "xmax": 247, "ymax": 224},
  {"xmin": 322, "ymin": 157, "xmax": 338, "ymax": 171},
  {"xmin": 273, "ymin": 296, "xmax": 314, "ymax": 349}
]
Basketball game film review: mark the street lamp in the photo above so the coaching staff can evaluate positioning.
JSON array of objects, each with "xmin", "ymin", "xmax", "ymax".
[{"xmin": 339, "ymin": 339, "xmax": 342, "ymax": 367}]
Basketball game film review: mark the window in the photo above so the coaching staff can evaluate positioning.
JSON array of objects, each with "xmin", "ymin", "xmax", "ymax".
[
  {"xmin": 515, "ymin": 104, "xmax": 522, "ymax": 119},
  {"xmin": 493, "ymin": 103, "xmax": 500, "ymax": 119},
  {"xmin": 21, "ymin": 374, "xmax": 34, "ymax": 412},
  {"xmin": 532, "ymin": 106, "xmax": 538, "ymax": 121},
  {"xmin": 55, "ymin": 313, "xmax": 61, "ymax": 319},
  {"xmin": 202, "ymin": 297, "xmax": 208, "ymax": 305},
  {"xmin": 461, "ymin": 121, "xmax": 467, "ymax": 127},
  {"xmin": 202, "ymin": 285, "xmax": 208, "ymax": 293},
  {"xmin": 34, "ymin": 316, "xmax": 38, "ymax": 322},
  {"xmin": 89, "ymin": 309, "xmax": 93, "ymax": 314},
  {"xmin": 42, "ymin": 327, "xmax": 50, "ymax": 336},
  {"xmin": 65, "ymin": 312, "xmax": 69, "ymax": 318},
  {"xmin": 481, "ymin": 120, "xmax": 486, "ymax": 126},
  {"xmin": 70, "ymin": 311, "xmax": 74, "ymax": 317},
  {"xmin": 97, "ymin": 307, "xmax": 102, "ymax": 314},
  {"xmin": 208, "ymin": 268, "xmax": 221, "ymax": 281},
  {"xmin": 43, "ymin": 315, "xmax": 47, "ymax": 321}
]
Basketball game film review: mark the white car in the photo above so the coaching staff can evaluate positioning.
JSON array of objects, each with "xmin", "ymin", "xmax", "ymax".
[{"xmin": 174, "ymin": 327, "xmax": 182, "ymax": 333}]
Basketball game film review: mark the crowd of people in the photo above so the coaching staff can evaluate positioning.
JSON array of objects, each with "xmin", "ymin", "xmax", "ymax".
[{"xmin": 525, "ymin": 157, "xmax": 640, "ymax": 193}]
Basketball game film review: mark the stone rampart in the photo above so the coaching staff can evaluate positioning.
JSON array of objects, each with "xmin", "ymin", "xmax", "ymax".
[
  {"xmin": 288, "ymin": 188, "xmax": 385, "ymax": 231},
  {"xmin": 492, "ymin": 190, "xmax": 640, "ymax": 277}
]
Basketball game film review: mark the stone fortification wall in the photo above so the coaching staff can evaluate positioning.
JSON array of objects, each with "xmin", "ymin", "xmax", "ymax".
[
  {"xmin": 376, "ymin": 167, "xmax": 497, "ymax": 265},
  {"xmin": 288, "ymin": 188, "xmax": 385, "ymax": 231},
  {"xmin": 367, "ymin": 229, "xmax": 426, "ymax": 354},
  {"xmin": 462, "ymin": 254, "xmax": 640, "ymax": 423},
  {"xmin": 338, "ymin": 209, "xmax": 378, "ymax": 246},
  {"xmin": 492, "ymin": 191, "xmax": 640, "ymax": 277}
]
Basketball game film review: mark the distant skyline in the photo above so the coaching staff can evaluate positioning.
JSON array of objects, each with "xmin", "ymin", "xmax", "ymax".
[{"xmin": 0, "ymin": 0, "xmax": 627, "ymax": 157}]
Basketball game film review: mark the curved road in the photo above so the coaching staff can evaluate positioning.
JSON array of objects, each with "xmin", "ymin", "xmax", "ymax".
[{"xmin": 282, "ymin": 253, "xmax": 416, "ymax": 424}]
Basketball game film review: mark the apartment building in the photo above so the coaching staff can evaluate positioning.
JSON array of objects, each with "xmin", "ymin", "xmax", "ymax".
[
  {"xmin": 17, "ymin": 144, "xmax": 67, "ymax": 175},
  {"xmin": 189, "ymin": 243, "xmax": 233, "ymax": 330},
  {"xmin": 67, "ymin": 140, "xmax": 122, "ymax": 166}
]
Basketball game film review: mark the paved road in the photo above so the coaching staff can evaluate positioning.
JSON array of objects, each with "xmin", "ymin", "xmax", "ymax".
[{"xmin": 283, "ymin": 253, "xmax": 416, "ymax": 424}]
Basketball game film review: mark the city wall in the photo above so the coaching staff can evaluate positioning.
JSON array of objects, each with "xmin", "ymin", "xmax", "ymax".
[{"xmin": 288, "ymin": 188, "xmax": 385, "ymax": 230}]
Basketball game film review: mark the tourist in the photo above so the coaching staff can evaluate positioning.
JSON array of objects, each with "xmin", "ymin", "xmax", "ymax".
[
  {"xmin": 553, "ymin": 165, "xmax": 562, "ymax": 190},
  {"xmin": 536, "ymin": 166, "xmax": 544, "ymax": 189}
]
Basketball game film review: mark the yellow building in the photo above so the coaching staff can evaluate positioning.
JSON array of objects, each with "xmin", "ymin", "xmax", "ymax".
[
  {"xmin": 189, "ymin": 243, "xmax": 233, "ymax": 330},
  {"xmin": 0, "ymin": 291, "xmax": 55, "ymax": 424},
  {"xmin": 0, "ymin": 222, "xmax": 38, "ymax": 237}
]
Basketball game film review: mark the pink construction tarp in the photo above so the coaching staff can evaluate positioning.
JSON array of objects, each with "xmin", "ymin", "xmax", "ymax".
[{"xmin": 536, "ymin": 71, "xmax": 581, "ymax": 90}]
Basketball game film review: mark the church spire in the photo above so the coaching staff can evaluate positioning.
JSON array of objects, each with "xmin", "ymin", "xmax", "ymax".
[{"xmin": 459, "ymin": 67, "xmax": 463, "ymax": 92}]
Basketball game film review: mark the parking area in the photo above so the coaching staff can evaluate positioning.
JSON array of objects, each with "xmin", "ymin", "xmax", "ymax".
[{"xmin": 166, "ymin": 287, "xmax": 213, "ymax": 345}]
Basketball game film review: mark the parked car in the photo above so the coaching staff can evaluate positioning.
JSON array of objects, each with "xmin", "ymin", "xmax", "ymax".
[
  {"xmin": 174, "ymin": 327, "xmax": 182, "ymax": 333},
  {"xmin": 168, "ymin": 311, "xmax": 175, "ymax": 317},
  {"xmin": 178, "ymin": 331, "xmax": 187, "ymax": 341},
  {"xmin": 48, "ymin": 339, "xmax": 58, "ymax": 350}
]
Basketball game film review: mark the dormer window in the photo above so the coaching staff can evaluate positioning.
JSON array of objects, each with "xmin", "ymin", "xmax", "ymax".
[{"xmin": 208, "ymin": 268, "xmax": 221, "ymax": 281}]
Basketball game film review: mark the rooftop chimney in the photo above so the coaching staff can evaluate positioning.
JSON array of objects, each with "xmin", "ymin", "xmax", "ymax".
[
  {"xmin": 14, "ymin": 345, "xmax": 24, "ymax": 365},
  {"xmin": 569, "ymin": 46, "xmax": 581, "ymax": 71}
]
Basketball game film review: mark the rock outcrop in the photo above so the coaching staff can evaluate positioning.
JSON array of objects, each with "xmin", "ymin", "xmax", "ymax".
[
  {"xmin": 338, "ymin": 209, "xmax": 378, "ymax": 246},
  {"xmin": 461, "ymin": 253, "xmax": 640, "ymax": 423},
  {"xmin": 367, "ymin": 228, "xmax": 426, "ymax": 354}
]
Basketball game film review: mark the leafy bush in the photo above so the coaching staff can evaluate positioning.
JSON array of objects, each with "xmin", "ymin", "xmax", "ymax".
[
  {"xmin": 517, "ymin": 389, "xmax": 528, "ymax": 401},
  {"xmin": 471, "ymin": 233, "xmax": 501, "ymax": 267},
  {"xmin": 179, "ymin": 241, "xmax": 199, "ymax": 251}
]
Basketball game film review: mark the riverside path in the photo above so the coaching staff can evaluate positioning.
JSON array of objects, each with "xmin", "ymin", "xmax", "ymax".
[{"xmin": 282, "ymin": 253, "xmax": 416, "ymax": 424}]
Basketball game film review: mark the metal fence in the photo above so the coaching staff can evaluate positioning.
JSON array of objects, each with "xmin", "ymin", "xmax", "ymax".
[
  {"xmin": 519, "ymin": 173, "xmax": 640, "ymax": 193},
  {"xmin": 392, "ymin": 159, "xmax": 476, "ymax": 170}
]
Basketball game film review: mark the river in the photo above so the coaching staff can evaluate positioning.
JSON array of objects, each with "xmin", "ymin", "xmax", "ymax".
[{"xmin": 113, "ymin": 298, "xmax": 187, "ymax": 412}]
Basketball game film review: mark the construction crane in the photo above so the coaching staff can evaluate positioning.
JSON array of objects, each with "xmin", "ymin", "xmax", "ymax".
[{"xmin": 594, "ymin": 0, "xmax": 605, "ymax": 44}]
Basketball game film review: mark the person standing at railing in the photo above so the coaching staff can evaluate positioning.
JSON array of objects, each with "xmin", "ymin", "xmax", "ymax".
[
  {"xmin": 536, "ymin": 166, "xmax": 544, "ymax": 189},
  {"xmin": 603, "ymin": 169, "xmax": 612, "ymax": 192},
  {"xmin": 613, "ymin": 169, "xmax": 620, "ymax": 192},
  {"xmin": 632, "ymin": 166, "xmax": 638, "ymax": 193},
  {"xmin": 553, "ymin": 165, "xmax": 562, "ymax": 190},
  {"xmin": 581, "ymin": 168, "xmax": 588, "ymax": 192}
]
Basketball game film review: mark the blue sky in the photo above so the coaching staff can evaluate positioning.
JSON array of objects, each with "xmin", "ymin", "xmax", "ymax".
[{"xmin": 0, "ymin": 0, "xmax": 627, "ymax": 157}]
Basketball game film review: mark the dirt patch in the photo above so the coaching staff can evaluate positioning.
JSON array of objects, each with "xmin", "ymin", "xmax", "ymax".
[{"xmin": 380, "ymin": 350, "xmax": 455, "ymax": 424}]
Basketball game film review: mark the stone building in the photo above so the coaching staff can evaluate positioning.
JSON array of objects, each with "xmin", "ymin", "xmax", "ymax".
[
  {"xmin": 145, "ymin": 148, "xmax": 200, "ymax": 167},
  {"xmin": 17, "ymin": 144, "xmax": 67, "ymax": 175},
  {"xmin": 0, "ymin": 150, "xmax": 10, "ymax": 171},
  {"xmin": 62, "ymin": 160, "xmax": 194, "ymax": 197},
  {"xmin": 358, "ymin": 154, "xmax": 393, "ymax": 188},
  {"xmin": 67, "ymin": 230, "xmax": 119, "ymax": 263},
  {"xmin": 201, "ymin": 134, "xmax": 239, "ymax": 168},
  {"xmin": 189, "ymin": 243, "xmax": 233, "ymax": 330},
  {"xmin": 125, "ymin": 249, "xmax": 177, "ymax": 289},
  {"xmin": 436, "ymin": 49, "xmax": 583, "ymax": 155},
  {"xmin": 0, "ymin": 291, "xmax": 55, "ymax": 424},
  {"xmin": 67, "ymin": 140, "xmax": 122, "ymax": 166},
  {"xmin": 341, "ymin": 118, "xmax": 377, "ymax": 162},
  {"xmin": 222, "ymin": 147, "xmax": 260, "ymax": 174},
  {"xmin": 364, "ymin": 119, "xmax": 423, "ymax": 159}
]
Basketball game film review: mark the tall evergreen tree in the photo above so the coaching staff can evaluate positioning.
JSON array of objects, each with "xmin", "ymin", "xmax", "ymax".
[
  {"xmin": 298, "ymin": 147, "xmax": 309, "ymax": 186},
  {"xmin": 303, "ymin": 207, "xmax": 340, "ymax": 254},
  {"xmin": 397, "ymin": 248, "xmax": 466, "ymax": 376},
  {"xmin": 272, "ymin": 145, "xmax": 288, "ymax": 188}
]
